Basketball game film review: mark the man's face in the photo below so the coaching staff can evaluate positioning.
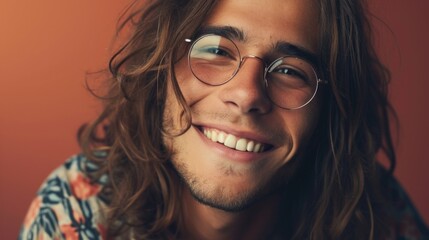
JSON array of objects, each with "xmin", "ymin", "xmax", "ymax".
[{"xmin": 164, "ymin": 0, "xmax": 321, "ymax": 211}]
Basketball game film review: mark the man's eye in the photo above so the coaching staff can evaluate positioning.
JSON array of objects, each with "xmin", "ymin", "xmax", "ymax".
[
  {"xmin": 204, "ymin": 47, "xmax": 230, "ymax": 57},
  {"xmin": 275, "ymin": 67, "xmax": 306, "ymax": 80},
  {"xmin": 269, "ymin": 65, "xmax": 312, "ymax": 89}
]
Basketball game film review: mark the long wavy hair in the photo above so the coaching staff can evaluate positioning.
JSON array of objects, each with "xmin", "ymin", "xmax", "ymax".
[{"xmin": 79, "ymin": 0, "xmax": 396, "ymax": 239}]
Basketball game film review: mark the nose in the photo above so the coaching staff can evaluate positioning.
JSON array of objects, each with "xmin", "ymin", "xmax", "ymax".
[{"xmin": 218, "ymin": 56, "xmax": 272, "ymax": 114}]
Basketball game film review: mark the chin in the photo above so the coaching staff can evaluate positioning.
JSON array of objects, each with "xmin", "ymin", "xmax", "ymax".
[{"xmin": 188, "ymin": 180, "xmax": 267, "ymax": 213}]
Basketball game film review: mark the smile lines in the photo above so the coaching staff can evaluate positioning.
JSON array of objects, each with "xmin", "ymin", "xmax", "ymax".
[{"xmin": 202, "ymin": 127, "xmax": 269, "ymax": 153}]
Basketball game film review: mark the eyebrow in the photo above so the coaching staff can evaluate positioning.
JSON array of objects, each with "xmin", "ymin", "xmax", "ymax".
[
  {"xmin": 195, "ymin": 25, "xmax": 318, "ymax": 65},
  {"xmin": 273, "ymin": 42, "xmax": 318, "ymax": 66},
  {"xmin": 196, "ymin": 25, "xmax": 246, "ymax": 41}
]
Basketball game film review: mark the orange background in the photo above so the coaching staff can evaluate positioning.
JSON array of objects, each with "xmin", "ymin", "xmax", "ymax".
[{"xmin": 0, "ymin": 0, "xmax": 428, "ymax": 239}]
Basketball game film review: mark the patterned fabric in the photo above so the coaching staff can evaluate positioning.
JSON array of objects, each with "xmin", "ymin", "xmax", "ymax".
[
  {"xmin": 19, "ymin": 155, "xmax": 108, "ymax": 240},
  {"xmin": 19, "ymin": 154, "xmax": 429, "ymax": 239}
]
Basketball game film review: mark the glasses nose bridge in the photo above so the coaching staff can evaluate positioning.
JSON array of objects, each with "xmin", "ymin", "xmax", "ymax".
[
  {"xmin": 240, "ymin": 55, "xmax": 266, "ymax": 67},
  {"xmin": 237, "ymin": 55, "xmax": 267, "ymax": 77}
]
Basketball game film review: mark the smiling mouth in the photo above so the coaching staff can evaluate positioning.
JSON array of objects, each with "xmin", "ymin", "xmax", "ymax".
[{"xmin": 200, "ymin": 127, "xmax": 272, "ymax": 153}]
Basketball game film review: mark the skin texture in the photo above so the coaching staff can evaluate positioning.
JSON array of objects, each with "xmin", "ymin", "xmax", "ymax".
[{"xmin": 163, "ymin": 0, "xmax": 322, "ymax": 238}]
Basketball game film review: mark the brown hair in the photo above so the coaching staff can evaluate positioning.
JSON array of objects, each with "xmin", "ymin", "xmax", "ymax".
[{"xmin": 79, "ymin": 0, "xmax": 396, "ymax": 239}]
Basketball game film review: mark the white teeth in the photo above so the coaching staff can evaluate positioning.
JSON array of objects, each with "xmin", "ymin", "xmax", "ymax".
[
  {"xmin": 236, "ymin": 138, "xmax": 248, "ymax": 151},
  {"xmin": 224, "ymin": 134, "xmax": 237, "ymax": 148},
  {"xmin": 202, "ymin": 128, "xmax": 267, "ymax": 153},
  {"xmin": 218, "ymin": 132, "xmax": 226, "ymax": 143},
  {"xmin": 254, "ymin": 143, "xmax": 261, "ymax": 153},
  {"xmin": 211, "ymin": 131, "xmax": 218, "ymax": 142},
  {"xmin": 246, "ymin": 141, "xmax": 255, "ymax": 152}
]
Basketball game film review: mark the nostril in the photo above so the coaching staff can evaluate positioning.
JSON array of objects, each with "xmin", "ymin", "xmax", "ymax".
[{"xmin": 248, "ymin": 107, "xmax": 264, "ymax": 114}]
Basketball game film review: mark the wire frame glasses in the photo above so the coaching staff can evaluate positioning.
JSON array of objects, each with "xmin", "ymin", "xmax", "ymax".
[{"xmin": 186, "ymin": 34, "xmax": 325, "ymax": 110}]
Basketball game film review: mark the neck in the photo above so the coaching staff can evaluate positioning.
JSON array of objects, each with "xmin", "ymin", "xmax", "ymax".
[{"xmin": 179, "ymin": 189, "xmax": 281, "ymax": 240}]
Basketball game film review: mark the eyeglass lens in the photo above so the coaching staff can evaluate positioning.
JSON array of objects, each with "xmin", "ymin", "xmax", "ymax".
[{"xmin": 188, "ymin": 34, "xmax": 319, "ymax": 110}]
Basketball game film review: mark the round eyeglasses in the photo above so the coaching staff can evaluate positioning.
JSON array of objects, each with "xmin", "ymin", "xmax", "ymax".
[{"xmin": 185, "ymin": 34, "xmax": 326, "ymax": 110}]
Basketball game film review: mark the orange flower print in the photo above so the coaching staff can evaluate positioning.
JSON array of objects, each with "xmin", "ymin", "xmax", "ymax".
[
  {"xmin": 73, "ymin": 210, "xmax": 84, "ymax": 224},
  {"xmin": 60, "ymin": 224, "xmax": 79, "ymax": 240},
  {"xmin": 70, "ymin": 174, "xmax": 100, "ymax": 200},
  {"xmin": 24, "ymin": 197, "xmax": 41, "ymax": 228}
]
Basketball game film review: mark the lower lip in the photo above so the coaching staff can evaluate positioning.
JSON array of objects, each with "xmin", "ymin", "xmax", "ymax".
[{"xmin": 193, "ymin": 125, "xmax": 269, "ymax": 163}]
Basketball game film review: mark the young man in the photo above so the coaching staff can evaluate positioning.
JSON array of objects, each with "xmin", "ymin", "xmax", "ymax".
[{"xmin": 20, "ymin": 0, "xmax": 429, "ymax": 239}]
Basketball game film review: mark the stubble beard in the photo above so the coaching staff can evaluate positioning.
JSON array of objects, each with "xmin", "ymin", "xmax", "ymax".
[{"xmin": 170, "ymin": 155, "xmax": 287, "ymax": 213}]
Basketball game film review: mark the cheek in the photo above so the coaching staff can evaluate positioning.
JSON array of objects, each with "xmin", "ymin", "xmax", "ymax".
[
  {"xmin": 282, "ymin": 101, "xmax": 322, "ymax": 150},
  {"xmin": 174, "ymin": 58, "xmax": 214, "ymax": 105},
  {"xmin": 174, "ymin": 58, "xmax": 193, "ymax": 99},
  {"xmin": 174, "ymin": 57, "xmax": 190, "ymax": 82},
  {"xmin": 162, "ymin": 76, "xmax": 189, "ymax": 136},
  {"xmin": 163, "ymin": 59, "xmax": 215, "ymax": 137}
]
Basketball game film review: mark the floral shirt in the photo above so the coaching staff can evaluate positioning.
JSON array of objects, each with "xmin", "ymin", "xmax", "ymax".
[
  {"xmin": 19, "ymin": 154, "xmax": 108, "ymax": 240},
  {"xmin": 19, "ymin": 154, "xmax": 429, "ymax": 239}
]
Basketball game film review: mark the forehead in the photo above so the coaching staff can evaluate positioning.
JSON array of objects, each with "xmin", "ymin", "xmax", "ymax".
[{"xmin": 203, "ymin": 0, "xmax": 320, "ymax": 54}]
